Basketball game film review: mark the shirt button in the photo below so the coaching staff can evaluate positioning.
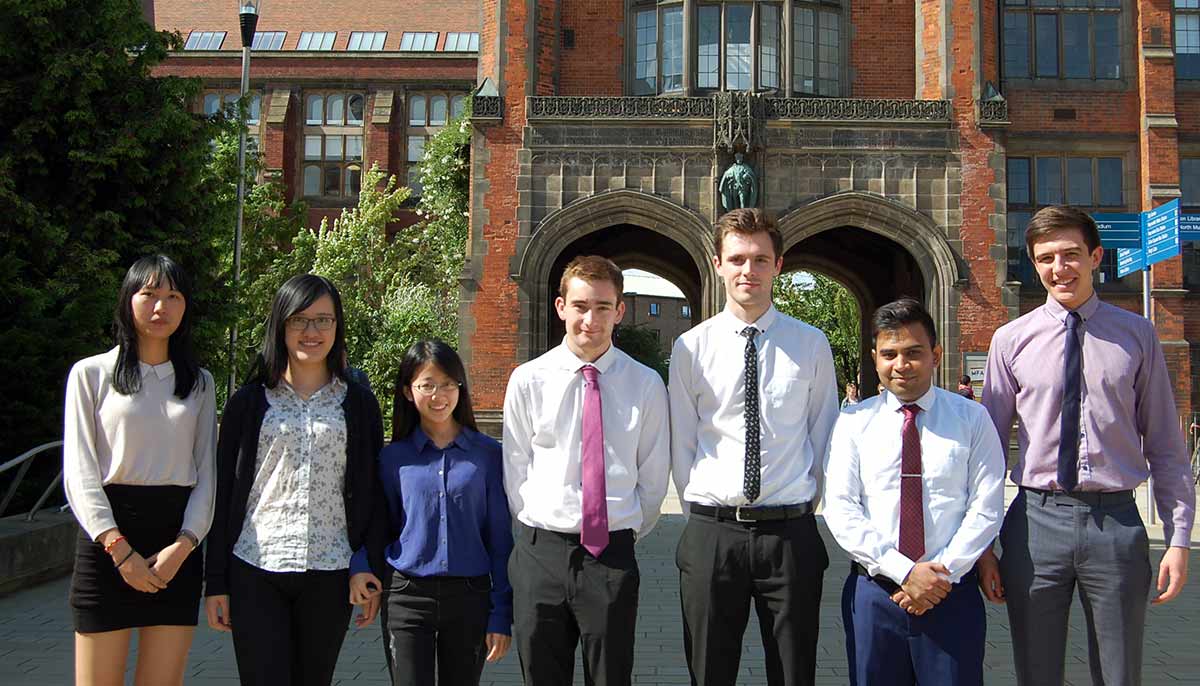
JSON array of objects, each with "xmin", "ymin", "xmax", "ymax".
[
  {"xmin": 439, "ymin": 470, "xmax": 443, "ymax": 476},
  {"xmin": 440, "ymin": 492, "xmax": 445, "ymax": 498}
]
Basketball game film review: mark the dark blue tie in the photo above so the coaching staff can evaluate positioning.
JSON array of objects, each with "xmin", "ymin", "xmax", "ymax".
[{"xmin": 1057, "ymin": 311, "xmax": 1082, "ymax": 492}]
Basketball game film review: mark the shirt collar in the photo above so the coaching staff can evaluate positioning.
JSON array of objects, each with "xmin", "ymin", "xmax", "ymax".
[
  {"xmin": 410, "ymin": 425, "xmax": 475, "ymax": 452},
  {"xmin": 1043, "ymin": 292, "xmax": 1100, "ymax": 324},
  {"xmin": 718, "ymin": 304, "xmax": 778, "ymax": 336},
  {"xmin": 551, "ymin": 338, "xmax": 619, "ymax": 375},
  {"xmin": 139, "ymin": 359, "xmax": 175, "ymax": 380},
  {"xmin": 269, "ymin": 376, "xmax": 346, "ymax": 403},
  {"xmin": 882, "ymin": 385, "xmax": 937, "ymax": 414}
]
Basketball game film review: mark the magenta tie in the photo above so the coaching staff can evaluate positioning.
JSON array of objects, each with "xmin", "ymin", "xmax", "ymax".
[
  {"xmin": 580, "ymin": 365, "xmax": 609, "ymax": 558},
  {"xmin": 898, "ymin": 404, "xmax": 925, "ymax": 562}
]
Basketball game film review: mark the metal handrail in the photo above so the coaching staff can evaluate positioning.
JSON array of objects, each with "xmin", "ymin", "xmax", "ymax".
[{"xmin": 0, "ymin": 441, "xmax": 65, "ymax": 522}]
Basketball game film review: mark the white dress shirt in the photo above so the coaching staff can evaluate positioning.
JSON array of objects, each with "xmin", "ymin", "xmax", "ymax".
[
  {"xmin": 234, "ymin": 379, "xmax": 353, "ymax": 572},
  {"xmin": 502, "ymin": 340, "xmax": 671, "ymax": 539},
  {"xmin": 63, "ymin": 347, "xmax": 217, "ymax": 542},
  {"xmin": 824, "ymin": 386, "xmax": 1005, "ymax": 585},
  {"xmin": 669, "ymin": 305, "xmax": 840, "ymax": 508}
]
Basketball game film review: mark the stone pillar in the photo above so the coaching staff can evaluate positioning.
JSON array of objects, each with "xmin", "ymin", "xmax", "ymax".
[
  {"xmin": 683, "ymin": 0, "xmax": 695, "ymax": 93},
  {"xmin": 782, "ymin": 0, "xmax": 793, "ymax": 94}
]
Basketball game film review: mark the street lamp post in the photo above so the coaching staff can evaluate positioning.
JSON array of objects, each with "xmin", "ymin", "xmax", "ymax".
[{"xmin": 228, "ymin": 0, "xmax": 260, "ymax": 399}]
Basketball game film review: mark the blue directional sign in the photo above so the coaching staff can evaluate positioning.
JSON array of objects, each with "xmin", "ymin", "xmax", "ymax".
[
  {"xmin": 1181, "ymin": 213, "xmax": 1200, "ymax": 242},
  {"xmin": 1093, "ymin": 212, "xmax": 1143, "ymax": 249},
  {"xmin": 1116, "ymin": 248, "xmax": 1145, "ymax": 279},
  {"xmin": 1143, "ymin": 198, "xmax": 1180, "ymax": 266}
]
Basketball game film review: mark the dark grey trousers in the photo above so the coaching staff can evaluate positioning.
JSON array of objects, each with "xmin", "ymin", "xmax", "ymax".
[{"xmin": 998, "ymin": 488, "xmax": 1152, "ymax": 686}]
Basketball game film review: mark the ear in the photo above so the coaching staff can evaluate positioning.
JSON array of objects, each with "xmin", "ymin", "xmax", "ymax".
[
  {"xmin": 773, "ymin": 255, "xmax": 783, "ymax": 275},
  {"xmin": 614, "ymin": 300, "xmax": 626, "ymax": 325},
  {"xmin": 402, "ymin": 386, "xmax": 414, "ymax": 403},
  {"xmin": 931, "ymin": 343, "xmax": 943, "ymax": 369},
  {"xmin": 555, "ymin": 296, "xmax": 567, "ymax": 322},
  {"xmin": 712, "ymin": 254, "xmax": 722, "ymax": 271},
  {"xmin": 1089, "ymin": 244, "xmax": 1104, "ymax": 270}
]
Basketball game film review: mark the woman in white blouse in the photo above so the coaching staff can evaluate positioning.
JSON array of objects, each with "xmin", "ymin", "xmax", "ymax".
[
  {"xmin": 204, "ymin": 274, "xmax": 385, "ymax": 686},
  {"xmin": 63, "ymin": 255, "xmax": 216, "ymax": 686}
]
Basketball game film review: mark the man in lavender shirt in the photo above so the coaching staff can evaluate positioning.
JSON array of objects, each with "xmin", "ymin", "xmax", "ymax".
[{"xmin": 977, "ymin": 205, "xmax": 1195, "ymax": 686}]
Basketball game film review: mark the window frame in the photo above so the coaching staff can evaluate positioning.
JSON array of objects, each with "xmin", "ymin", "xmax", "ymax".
[
  {"xmin": 347, "ymin": 31, "xmax": 387, "ymax": 51},
  {"xmin": 1175, "ymin": 1, "xmax": 1200, "ymax": 80},
  {"xmin": 405, "ymin": 90, "xmax": 470, "ymax": 196},
  {"xmin": 184, "ymin": 31, "xmax": 227, "ymax": 51},
  {"xmin": 400, "ymin": 32, "xmax": 439, "ymax": 51},
  {"xmin": 250, "ymin": 31, "xmax": 286, "ymax": 51},
  {"xmin": 301, "ymin": 90, "xmax": 368, "ymax": 201},
  {"xmin": 1002, "ymin": 0, "xmax": 1123, "ymax": 82},
  {"xmin": 297, "ymin": 31, "xmax": 337, "ymax": 51}
]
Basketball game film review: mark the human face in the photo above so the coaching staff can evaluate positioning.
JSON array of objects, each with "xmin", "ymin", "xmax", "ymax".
[
  {"xmin": 402, "ymin": 361, "xmax": 460, "ymax": 428},
  {"xmin": 714, "ymin": 231, "xmax": 782, "ymax": 317},
  {"xmin": 1030, "ymin": 227, "xmax": 1103, "ymax": 311},
  {"xmin": 555, "ymin": 276, "xmax": 626, "ymax": 361},
  {"xmin": 131, "ymin": 278, "xmax": 186, "ymax": 343},
  {"xmin": 284, "ymin": 295, "xmax": 337, "ymax": 368},
  {"xmin": 873, "ymin": 322, "xmax": 942, "ymax": 403}
]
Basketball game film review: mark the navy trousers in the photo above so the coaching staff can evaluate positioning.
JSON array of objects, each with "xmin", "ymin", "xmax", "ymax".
[{"xmin": 842, "ymin": 568, "xmax": 985, "ymax": 686}]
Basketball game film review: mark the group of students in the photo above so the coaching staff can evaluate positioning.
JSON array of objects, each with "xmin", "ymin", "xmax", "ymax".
[{"xmin": 62, "ymin": 204, "xmax": 1193, "ymax": 686}]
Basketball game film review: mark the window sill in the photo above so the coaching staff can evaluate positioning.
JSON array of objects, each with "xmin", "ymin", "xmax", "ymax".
[{"xmin": 1002, "ymin": 78, "xmax": 1129, "ymax": 93}]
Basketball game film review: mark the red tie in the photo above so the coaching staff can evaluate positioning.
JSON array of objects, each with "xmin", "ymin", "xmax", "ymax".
[
  {"xmin": 898, "ymin": 404, "xmax": 925, "ymax": 562},
  {"xmin": 580, "ymin": 365, "xmax": 608, "ymax": 558}
]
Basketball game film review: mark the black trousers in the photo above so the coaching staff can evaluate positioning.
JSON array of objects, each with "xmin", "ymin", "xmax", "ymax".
[
  {"xmin": 510, "ymin": 523, "xmax": 640, "ymax": 686},
  {"xmin": 380, "ymin": 570, "xmax": 492, "ymax": 686},
  {"xmin": 676, "ymin": 511, "xmax": 829, "ymax": 686},
  {"xmin": 228, "ymin": 556, "xmax": 353, "ymax": 686}
]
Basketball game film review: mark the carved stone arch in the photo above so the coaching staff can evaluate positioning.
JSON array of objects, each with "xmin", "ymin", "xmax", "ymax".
[
  {"xmin": 777, "ymin": 191, "xmax": 965, "ymax": 388},
  {"xmin": 513, "ymin": 189, "xmax": 720, "ymax": 361}
]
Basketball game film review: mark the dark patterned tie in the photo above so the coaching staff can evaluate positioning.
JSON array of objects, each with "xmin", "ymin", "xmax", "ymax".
[
  {"xmin": 898, "ymin": 404, "xmax": 925, "ymax": 562},
  {"xmin": 1057, "ymin": 311, "xmax": 1082, "ymax": 492},
  {"xmin": 741, "ymin": 326, "xmax": 761, "ymax": 503}
]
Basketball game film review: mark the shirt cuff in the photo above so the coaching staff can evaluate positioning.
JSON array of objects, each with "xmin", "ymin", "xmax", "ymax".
[
  {"xmin": 349, "ymin": 548, "xmax": 371, "ymax": 576},
  {"xmin": 486, "ymin": 613, "xmax": 512, "ymax": 636},
  {"xmin": 876, "ymin": 549, "xmax": 917, "ymax": 587}
]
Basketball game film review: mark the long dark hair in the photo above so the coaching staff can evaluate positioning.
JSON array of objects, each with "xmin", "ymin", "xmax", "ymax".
[
  {"xmin": 112, "ymin": 255, "xmax": 202, "ymax": 399},
  {"xmin": 249, "ymin": 274, "xmax": 348, "ymax": 388},
  {"xmin": 392, "ymin": 339, "xmax": 477, "ymax": 442}
]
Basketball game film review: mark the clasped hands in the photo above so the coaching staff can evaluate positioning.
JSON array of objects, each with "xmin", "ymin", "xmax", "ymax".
[{"xmin": 889, "ymin": 562, "xmax": 952, "ymax": 616}]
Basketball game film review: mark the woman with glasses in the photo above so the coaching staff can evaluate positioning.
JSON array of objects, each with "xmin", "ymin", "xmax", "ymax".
[
  {"xmin": 204, "ymin": 274, "xmax": 387, "ymax": 686},
  {"xmin": 64, "ymin": 255, "xmax": 215, "ymax": 686},
  {"xmin": 371, "ymin": 339, "xmax": 513, "ymax": 686}
]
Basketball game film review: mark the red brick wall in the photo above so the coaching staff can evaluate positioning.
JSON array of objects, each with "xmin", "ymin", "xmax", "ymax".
[
  {"xmin": 559, "ymin": 0, "xmax": 624, "ymax": 96},
  {"xmin": 850, "ymin": 0, "xmax": 915, "ymax": 98},
  {"xmin": 918, "ymin": 0, "xmax": 943, "ymax": 100}
]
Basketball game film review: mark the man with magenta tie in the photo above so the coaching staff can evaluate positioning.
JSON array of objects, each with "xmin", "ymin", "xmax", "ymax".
[
  {"xmin": 824, "ymin": 298, "xmax": 1005, "ymax": 685},
  {"xmin": 978, "ymin": 205, "xmax": 1195, "ymax": 685},
  {"xmin": 669, "ymin": 208, "xmax": 840, "ymax": 686},
  {"xmin": 502, "ymin": 255, "xmax": 671, "ymax": 686}
]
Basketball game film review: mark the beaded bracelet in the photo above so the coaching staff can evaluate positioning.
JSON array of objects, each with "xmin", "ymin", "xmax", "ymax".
[{"xmin": 103, "ymin": 535, "xmax": 126, "ymax": 555}]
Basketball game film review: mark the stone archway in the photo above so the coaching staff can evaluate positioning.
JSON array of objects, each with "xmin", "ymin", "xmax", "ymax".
[
  {"xmin": 778, "ymin": 191, "xmax": 965, "ymax": 387},
  {"xmin": 513, "ymin": 189, "xmax": 719, "ymax": 361}
]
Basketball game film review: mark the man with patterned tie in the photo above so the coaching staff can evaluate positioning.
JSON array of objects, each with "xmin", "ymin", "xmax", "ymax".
[
  {"xmin": 669, "ymin": 208, "xmax": 840, "ymax": 686},
  {"xmin": 502, "ymin": 255, "xmax": 670, "ymax": 686},
  {"xmin": 978, "ymin": 205, "xmax": 1195, "ymax": 686},
  {"xmin": 824, "ymin": 298, "xmax": 1005, "ymax": 686}
]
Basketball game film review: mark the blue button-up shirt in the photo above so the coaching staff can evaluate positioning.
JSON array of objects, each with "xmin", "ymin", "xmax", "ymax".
[{"xmin": 378, "ymin": 426, "xmax": 514, "ymax": 635}]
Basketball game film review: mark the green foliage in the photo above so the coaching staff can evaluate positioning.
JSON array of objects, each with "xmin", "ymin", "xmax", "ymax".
[
  {"xmin": 0, "ymin": 0, "xmax": 227, "ymax": 460},
  {"xmin": 409, "ymin": 97, "xmax": 472, "ymax": 294},
  {"xmin": 614, "ymin": 324, "xmax": 670, "ymax": 381},
  {"xmin": 774, "ymin": 273, "xmax": 861, "ymax": 389}
]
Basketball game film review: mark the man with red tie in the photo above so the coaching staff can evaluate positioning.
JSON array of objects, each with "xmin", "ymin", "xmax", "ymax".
[
  {"xmin": 824, "ymin": 298, "xmax": 1005, "ymax": 685},
  {"xmin": 502, "ymin": 255, "xmax": 671, "ymax": 686}
]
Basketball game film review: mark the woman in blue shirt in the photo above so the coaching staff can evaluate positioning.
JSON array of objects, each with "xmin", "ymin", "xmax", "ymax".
[{"xmin": 375, "ymin": 339, "xmax": 513, "ymax": 685}]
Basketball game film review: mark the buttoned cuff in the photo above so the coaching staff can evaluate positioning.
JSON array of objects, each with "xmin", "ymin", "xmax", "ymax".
[
  {"xmin": 1167, "ymin": 528, "xmax": 1192, "ymax": 550},
  {"xmin": 349, "ymin": 548, "xmax": 371, "ymax": 576},
  {"xmin": 876, "ymin": 549, "xmax": 917, "ymax": 587},
  {"xmin": 486, "ymin": 613, "xmax": 512, "ymax": 636}
]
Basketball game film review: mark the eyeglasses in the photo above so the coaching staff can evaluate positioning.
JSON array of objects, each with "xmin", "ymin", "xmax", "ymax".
[
  {"xmin": 412, "ymin": 381, "xmax": 462, "ymax": 396},
  {"xmin": 285, "ymin": 316, "xmax": 336, "ymax": 332}
]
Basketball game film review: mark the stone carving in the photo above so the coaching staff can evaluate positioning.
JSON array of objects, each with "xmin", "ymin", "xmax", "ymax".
[
  {"xmin": 714, "ymin": 91, "xmax": 765, "ymax": 152},
  {"xmin": 720, "ymin": 153, "xmax": 758, "ymax": 210},
  {"xmin": 471, "ymin": 95, "xmax": 503, "ymax": 121},
  {"xmin": 979, "ymin": 99, "xmax": 1009, "ymax": 125},
  {"xmin": 527, "ymin": 96, "xmax": 714, "ymax": 119},
  {"xmin": 763, "ymin": 97, "xmax": 952, "ymax": 122}
]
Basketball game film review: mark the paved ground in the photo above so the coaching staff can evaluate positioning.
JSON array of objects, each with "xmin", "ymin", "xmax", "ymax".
[{"xmin": 0, "ymin": 512, "xmax": 1196, "ymax": 685}]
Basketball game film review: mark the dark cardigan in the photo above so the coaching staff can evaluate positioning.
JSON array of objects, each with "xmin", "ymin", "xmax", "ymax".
[{"xmin": 204, "ymin": 379, "xmax": 386, "ymax": 596}]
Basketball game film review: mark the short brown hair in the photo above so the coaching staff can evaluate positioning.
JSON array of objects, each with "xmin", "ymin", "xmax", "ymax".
[
  {"xmin": 559, "ymin": 255, "xmax": 624, "ymax": 301},
  {"xmin": 1024, "ymin": 205, "xmax": 1102, "ymax": 257},
  {"xmin": 713, "ymin": 208, "xmax": 784, "ymax": 260}
]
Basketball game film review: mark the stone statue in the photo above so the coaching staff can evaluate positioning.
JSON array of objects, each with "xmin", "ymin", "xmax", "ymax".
[{"xmin": 720, "ymin": 153, "xmax": 758, "ymax": 211}]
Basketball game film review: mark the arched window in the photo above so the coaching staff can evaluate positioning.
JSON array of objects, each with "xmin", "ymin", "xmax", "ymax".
[
  {"xmin": 326, "ymin": 94, "xmax": 345, "ymax": 125},
  {"xmin": 409, "ymin": 95, "xmax": 427, "ymax": 126},
  {"xmin": 347, "ymin": 94, "xmax": 365, "ymax": 124},
  {"xmin": 306, "ymin": 95, "xmax": 324, "ymax": 125},
  {"xmin": 203, "ymin": 93, "xmax": 221, "ymax": 116},
  {"xmin": 430, "ymin": 95, "xmax": 448, "ymax": 126},
  {"xmin": 451, "ymin": 94, "xmax": 467, "ymax": 119},
  {"xmin": 344, "ymin": 165, "xmax": 362, "ymax": 196},
  {"xmin": 303, "ymin": 165, "xmax": 321, "ymax": 196}
]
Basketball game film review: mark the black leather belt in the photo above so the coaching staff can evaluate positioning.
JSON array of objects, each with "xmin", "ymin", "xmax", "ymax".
[
  {"xmin": 689, "ymin": 502, "xmax": 814, "ymax": 523},
  {"xmin": 851, "ymin": 562, "xmax": 902, "ymax": 594}
]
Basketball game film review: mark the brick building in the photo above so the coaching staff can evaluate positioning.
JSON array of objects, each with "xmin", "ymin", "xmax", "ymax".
[
  {"xmin": 623, "ymin": 271, "xmax": 695, "ymax": 354},
  {"xmin": 149, "ymin": 1, "xmax": 1200, "ymax": 434},
  {"xmin": 462, "ymin": 0, "xmax": 1200, "ymax": 432},
  {"xmin": 147, "ymin": 0, "xmax": 480, "ymax": 230}
]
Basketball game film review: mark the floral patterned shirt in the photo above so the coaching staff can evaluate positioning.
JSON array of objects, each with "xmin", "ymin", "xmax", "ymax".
[{"xmin": 233, "ymin": 378, "xmax": 352, "ymax": 572}]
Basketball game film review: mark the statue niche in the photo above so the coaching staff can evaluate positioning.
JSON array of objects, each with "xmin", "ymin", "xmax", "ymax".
[{"xmin": 719, "ymin": 152, "xmax": 758, "ymax": 211}]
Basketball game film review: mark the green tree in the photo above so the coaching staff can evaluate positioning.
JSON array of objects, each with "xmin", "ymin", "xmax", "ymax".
[
  {"xmin": 614, "ymin": 324, "xmax": 669, "ymax": 381},
  {"xmin": 774, "ymin": 272, "xmax": 861, "ymax": 390},
  {"xmin": 0, "ymin": 1, "xmax": 227, "ymax": 461}
]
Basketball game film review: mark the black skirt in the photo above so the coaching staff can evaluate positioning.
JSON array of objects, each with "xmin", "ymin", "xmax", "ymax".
[{"xmin": 70, "ymin": 484, "xmax": 203, "ymax": 633}]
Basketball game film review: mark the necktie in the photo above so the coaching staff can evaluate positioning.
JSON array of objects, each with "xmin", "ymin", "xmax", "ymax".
[
  {"xmin": 580, "ymin": 365, "xmax": 609, "ymax": 558},
  {"xmin": 898, "ymin": 404, "xmax": 925, "ymax": 562},
  {"xmin": 1057, "ymin": 311, "xmax": 1082, "ymax": 492},
  {"xmin": 741, "ymin": 326, "xmax": 761, "ymax": 503}
]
